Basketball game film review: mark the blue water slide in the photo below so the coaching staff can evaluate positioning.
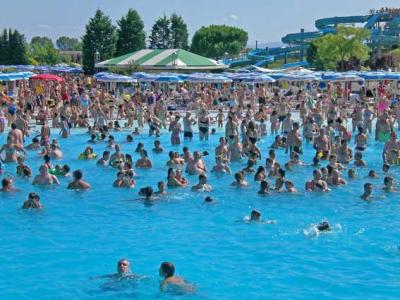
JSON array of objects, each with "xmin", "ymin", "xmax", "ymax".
[
  {"xmin": 315, "ymin": 15, "xmax": 369, "ymax": 29},
  {"xmin": 281, "ymin": 31, "xmax": 323, "ymax": 44}
]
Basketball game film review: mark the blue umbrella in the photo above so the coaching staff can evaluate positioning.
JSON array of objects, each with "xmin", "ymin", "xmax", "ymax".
[
  {"xmin": 358, "ymin": 71, "xmax": 387, "ymax": 81},
  {"xmin": 241, "ymin": 75, "xmax": 276, "ymax": 84},
  {"xmin": 383, "ymin": 73, "xmax": 400, "ymax": 80},
  {"xmin": 153, "ymin": 75, "xmax": 183, "ymax": 83},
  {"xmin": 282, "ymin": 74, "xmax": 321, "ymax": 82},
  {"xmin": 0, "ymin": 72, "xmax": 32, "ymax": 81},
  {"xmin": 321, "ymin": 73, "xmax": 364, "ymax": 82},
  {"xmin": 94, "ymin": 72, "xmax": 136, "ymax": 83}
]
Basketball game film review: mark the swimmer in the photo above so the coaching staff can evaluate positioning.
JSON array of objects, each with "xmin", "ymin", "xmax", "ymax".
[
  {"xmin": 368, "ymin": 170, "xmax": 378, "ymax": 178},
  {"xmin": 231, "ymin": 172, "xmax": 248, "ymax": 187},
  {"xmin": 16, "ymin": 156, "xmax": 32, "ymax": 178},
  {"xmin": 354, "ymin": 152, "xmax": 366, "ymax": 167},
  {"xmin": 152, "ymin": 140, "xmax": 164, "ymax": 153},
  {"xmin": 204, "ymin": 196, "xmax": 214, "ymax": 203},
  {"xmin": 25, "ymin": 137, "xmax": 41, "ymax": 150},
  {"xmin": 154, "ymin": 181, "xmax": 167, "ymax": 195},
  {"xmin": 135, "ymin": 150, "xmax": 152, "ymax": 169},
  {"xmin": 67, "ymin": 170, "xmax": 91, "ymax": 190},
  {"xmin": 348, "ymin": 169, "xmax": 356, "ymax": 179},
  {"xmin": 79, "ymin": 146, "xmax": 97, "ymax": 160},
  {"xmin": 250, "ymin": 209, "xmax": 261, "ymax": 221},
  {"xmin": 126, "ymin": 135, "xmax": 133, "ymax": 143},
  {"xmin": 132, "ymin": 127, "xmax": 140, "ymax": 135},
  {"xmin": 96, "ymin": 151, "xmax": 110, "ymax": 166},
  {"xmin": 159, "ymin": 262, "xmax": 195, "ymax": 293},
  {"xmin": 1, "ymin": 177, "xmax": 20, "ymax": 192},
  {"xmin": 383, "ymin": 176, "xmax": 396, "ymax": 192},
  {"xmin": 32, "ymin": 165, "xmax": 60, "ymax": 186},
  {"xmin": 191, "ymin": 174, "xmax": 212, "ymax": 192},
  {"xmin": 94, "ymin": 259, "xmax": 140, "ymax": 280},
  {"xmin": 211, "ymin": 156, "xmax": 231, "ymax": 174},
  {"xmin": 316, "ymin": 221, "xmax": 331, "ymax": 232},
  {"xmin": 88, "ymin": 134, "xmax": 97, "ymax": 144},
  {"xmin": 138, "ymin": 186, "xmax": 154, "ymax": 200},
  {"xmin": 382, "ymin": 163, "xmax": 390, "ymax": 174},
  {"xmin": 285, "ymin": 180, "xmax": 298, "ymax": 193},
  {"xmin": 360, "ymin": 183, "xmax": 373, "ymax": 200},
  {"xmin": 304, "ymin": 221, "xmax": 332, "ymax": 238},
  {"xmin": 22, "ymin": 192, "xmax": 42, "ymax": 209},
  {"xmin": 258, "ymin": 180, "xmax": 270, "ymax": 195}
]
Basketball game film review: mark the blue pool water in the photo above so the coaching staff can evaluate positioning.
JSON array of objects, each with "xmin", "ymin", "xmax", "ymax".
[{"xmin": 0, "ymin": 126, "xmax": 400, "ymax": 299}]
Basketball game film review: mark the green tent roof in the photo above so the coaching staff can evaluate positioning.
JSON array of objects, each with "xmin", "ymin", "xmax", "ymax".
[{"xmin": 96, "ymin": 49, "xmax": 227, "ymax": 71}]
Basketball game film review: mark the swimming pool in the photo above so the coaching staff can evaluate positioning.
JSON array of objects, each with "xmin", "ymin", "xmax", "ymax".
[{"xmin": 0, "ymin": 126, "xmax": 400, "ymax": 299}]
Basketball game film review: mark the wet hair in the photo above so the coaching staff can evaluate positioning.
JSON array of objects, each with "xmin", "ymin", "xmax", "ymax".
[
  {"xmin": 384, "ymin": 176, "xmax": 393, "ymax": 185},
  {"xmin": 204, "ymin": 196, "xmax": 213, "ymax": 202},
  {"xmin": 63, "ymin": 165, "xmax": 70, "ymax": 173},
  {"xmin": 160, "ymin": 262, "xmax": 175, "ymax": 277},
  {"xmin": 2, "ymin": 178, "xmax": 11, "ymax": 188},
  {"xmin": 364, "ymin": 182, "xmax": 372, "ymax": 189},
  {"xmin": 28, "ymin": 192, "xmax": 40, "ymax": 200},
  {"xmin": 317, "ymin": 221, "xmax": 330, "ymax": 232},
  {"xmin": 125, "ymin": 154, "xmax": 132, "ymax": 163},
  {"xmin": 199, "ymin": 174, "xmax": 207, "ymax": 181},
  {"xmin": 23, "ymin": 166, "xmax": 32, "ymax": 177},
  {"xmin": 73, "ymin": 170, "xmax": 83, "ymax": 180},
  {"xmin": 43, "ymin": 155, "xmax": 51, "ymax": 163},
  {"xmin": 260, "ymin": 180, "xmax": 269, "ymax": 190},
  {"xmin": 251, "ymin": 209, "xmax": 261, "ymax": 220}
]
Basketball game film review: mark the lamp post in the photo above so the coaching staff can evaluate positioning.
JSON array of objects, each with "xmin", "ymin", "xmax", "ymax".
[{"xmin": 94, "ymin": 50, "xmax": 100, "ymax": 73}]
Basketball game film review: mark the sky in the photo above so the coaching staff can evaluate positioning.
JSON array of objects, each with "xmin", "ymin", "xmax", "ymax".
[{"xmin": 1, "ymin": 0, "xmax": 399, "ymax": 46}]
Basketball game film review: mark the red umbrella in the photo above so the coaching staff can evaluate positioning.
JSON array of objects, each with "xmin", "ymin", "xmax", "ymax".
[{"xmin": 30, "ymin": 74, "xmax": 64, "ymax": 82}]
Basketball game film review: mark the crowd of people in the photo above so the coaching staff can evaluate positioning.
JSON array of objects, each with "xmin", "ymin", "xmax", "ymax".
[{"xmin": 1, "ymin": 72, "xmax": 400, "ymax": 291}]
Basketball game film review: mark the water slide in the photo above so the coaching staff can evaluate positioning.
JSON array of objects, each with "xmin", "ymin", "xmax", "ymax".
[{"xmin": 223, "ymin": 13, "xmax": 400, "ymax": 68}]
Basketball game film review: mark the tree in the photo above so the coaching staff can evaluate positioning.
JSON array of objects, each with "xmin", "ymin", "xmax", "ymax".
[
  {"xmin": 29, "ymin": 36, "xmax": 60, "ymax": 65},
  {"xmin": 191, "ymin": 25, "xmax": 248, "ymax": 59},
  {"xmin": 31, "ymin": 36, "xmax": 53, "ymax": 47},
  {"xmin": 0, "ymin": 29, "xmax": 28, "ymax": 65},
  {"xmin": 309, "ymin": 26, "xmax": 370, "ymax": 71},
  {"xmin": 56, "ymin": 36, "xmax": 82, "ymax": 51},
  {"xmin": 115, "ymin": 9, "xmax": 145, "ymax": 56},
  {"xmin": 149, "ymin": 15, "xmax": 171, "ymax": 49},
  {"xmin": 170, "ymin": 13, "xmax": 189, "ymax": 49},
  {"xmin": 82, "ymin": 9, "xmax": 117, "ymax": 74}
]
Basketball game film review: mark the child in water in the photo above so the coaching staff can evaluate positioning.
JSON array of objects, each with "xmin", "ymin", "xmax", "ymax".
[{"xmin": 159, "ymin": 262, "xmax": 195, "ymax": 293}]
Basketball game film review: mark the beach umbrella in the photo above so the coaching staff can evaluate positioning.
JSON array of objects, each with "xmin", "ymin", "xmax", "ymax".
[
  {"xmin": 30, "ymin": 74, "xmax": 65, "ymax": 82},
  {"xmin": 0, "ymin": 72, "xmax": 34, "ymax": 81},
  {"xmin": 282, "ymin": 74, "xmax": 321, "ymax": 82},
  {"xmin": 357, "ymin": 71, "xmax": 387, "ymax": 81},
  {"xmin": 34, "ymin": 66, "xmax": 51, "ymax": 73},
  {"xmin": 185, "ymin": 73, "xmax": 231, "ymax": 83},
  {"xmin": 241, "ymin": 75, "xmax": 276, "ymax": 84},
  {"xmin": 382, "ymin": 73, "xmax": 400, "ymax": 80},
  {"xmin": 153, "ymin": 75, "xmax": 183, "ymax": 83},
  {"xmin": 321, "ymin": 73, "xmax": 364, "ymax": 82},
  {"xmin": 94, "ymin": 72, "xmax": 136, "ymax": 83},
  {"xmin": 131, "ymin": 72, "xmax": 152, "ymax": 80}
]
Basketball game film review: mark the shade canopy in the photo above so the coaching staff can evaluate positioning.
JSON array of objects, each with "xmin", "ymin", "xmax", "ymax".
[
  {"xmin": 95, "ymin": 49, "xmax": 227, "ymax": 71},
  {"xmin": 30, "ymin": 74, "xmax": 64, "ymax": 82},
  {"xmin": 94, "ymin": 72, "xmax": 136, "ymax": 83},
  {"xmin": 0, "ymin": 72, "xmax": 34, "ymax": 81}
]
